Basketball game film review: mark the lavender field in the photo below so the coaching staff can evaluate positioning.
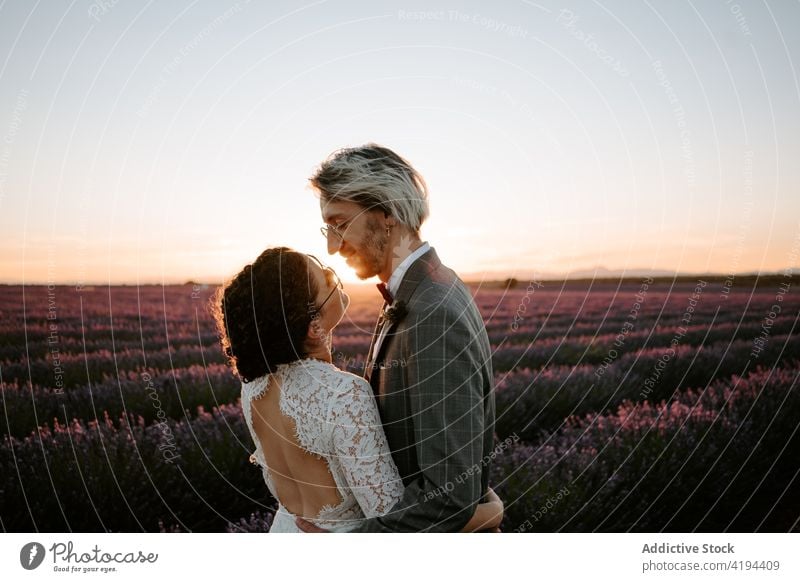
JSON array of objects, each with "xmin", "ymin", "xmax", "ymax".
[{"xmin": 1, "ymin": 278, "xmax": 798, "ymax": 532}]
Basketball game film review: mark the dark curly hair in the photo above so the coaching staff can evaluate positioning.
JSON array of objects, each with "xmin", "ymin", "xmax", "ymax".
[{"xmin": 211, "ymin": 247, "xmax": 319, "ymax": 383}]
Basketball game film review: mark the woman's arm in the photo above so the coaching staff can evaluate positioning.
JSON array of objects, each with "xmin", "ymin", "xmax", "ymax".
[
  {"xmin": 461, "ymin": 487, "xmax": 504, "ymax": 532},
  {"xmin": 330, "ymin": 377, "xmax": 405, "ymax": 518}
]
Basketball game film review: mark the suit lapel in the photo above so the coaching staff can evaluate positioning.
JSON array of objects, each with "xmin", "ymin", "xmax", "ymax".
[
  {"xmin": 364, "ymin": 304, "xmax": 387, "ymax": 383},
  {"xmin": 392, "ymin": 247, "xmax": 441, "ymax": 307}
]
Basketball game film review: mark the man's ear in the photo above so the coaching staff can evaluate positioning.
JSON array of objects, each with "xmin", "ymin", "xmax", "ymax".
[{"xmin": 384, "ymin": 212, "xmax": 397, "ymax": 228}]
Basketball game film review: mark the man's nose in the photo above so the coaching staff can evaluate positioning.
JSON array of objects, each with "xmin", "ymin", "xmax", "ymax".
[{"xmin": 326, "ymin": 232, "xmax": 341, "ymax": 255}]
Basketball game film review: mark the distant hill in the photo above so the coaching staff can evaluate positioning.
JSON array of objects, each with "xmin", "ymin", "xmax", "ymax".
[
  {"xmin": 462, "ymin": 265, "xmax": 799, "ymax": 282},
  {"xmin": 465, "ymin": 267, "xmax": 797, "ymax": 289}
]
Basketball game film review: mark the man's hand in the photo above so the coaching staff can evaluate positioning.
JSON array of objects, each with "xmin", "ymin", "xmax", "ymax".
[{"xmin": 295, "ymin": 517, "xmax": 331, "ymax": 533}]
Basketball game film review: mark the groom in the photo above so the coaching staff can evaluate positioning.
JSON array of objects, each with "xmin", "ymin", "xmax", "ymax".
[{"xmin": 297, "ymin": 144, "xmax": 497, "ymax": 532}]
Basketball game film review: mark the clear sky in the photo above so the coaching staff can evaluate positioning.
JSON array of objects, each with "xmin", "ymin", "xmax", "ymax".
[{"xmin": 1, "ymin": 0, "xmax": 798, "ymax": 285}]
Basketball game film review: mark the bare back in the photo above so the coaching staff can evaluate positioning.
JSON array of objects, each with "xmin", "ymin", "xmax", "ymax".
[
  {"xmin": 240, "ymin": 358, "xmax": 404, "ymax": 532},
  {"xmin": 249, "ymin": 374, "xmax": 342, "ymax": 517}
]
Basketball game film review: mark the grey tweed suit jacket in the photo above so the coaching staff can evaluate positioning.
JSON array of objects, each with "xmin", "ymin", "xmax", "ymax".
[{"xmin": 352, "ymin": 247, "xmax": 496, "ymax": 532}]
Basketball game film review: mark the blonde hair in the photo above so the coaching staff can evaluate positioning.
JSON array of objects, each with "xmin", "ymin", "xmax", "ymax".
[{"xmin": 310, "ymin": 144, "xmax": 429, "ymax": 231}]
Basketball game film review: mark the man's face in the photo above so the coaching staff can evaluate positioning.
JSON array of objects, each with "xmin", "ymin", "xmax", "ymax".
[{"xmin": 320, "ymin": 200, "xmax": 387, "ymax": 279}]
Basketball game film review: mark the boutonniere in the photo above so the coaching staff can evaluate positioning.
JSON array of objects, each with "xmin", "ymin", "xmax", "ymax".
[{"xmin": 382, "ymin": 300, "xmax": 408, "ymax": 325}]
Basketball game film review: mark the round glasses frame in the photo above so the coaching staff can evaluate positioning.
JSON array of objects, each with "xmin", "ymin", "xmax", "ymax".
[{"xmin": 319, "ymin": 216, "xmax": 355, "ymax": 241}]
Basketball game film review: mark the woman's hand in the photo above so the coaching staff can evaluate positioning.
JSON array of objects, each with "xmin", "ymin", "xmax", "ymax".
[{"xmin": 461, "ymin": 487, "xmax": 504, "ymax": 532}]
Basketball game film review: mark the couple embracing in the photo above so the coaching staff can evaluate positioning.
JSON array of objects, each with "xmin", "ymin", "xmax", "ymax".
[{"xmin": 213, "ymin": 144, "xmax": 501, "ymax": 532}]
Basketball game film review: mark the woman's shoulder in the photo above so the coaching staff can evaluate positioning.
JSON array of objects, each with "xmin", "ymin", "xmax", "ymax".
[
  {"xmin": 317, "ymin": 361, "xmax": 372, "ymax": 395},
  {"xmin": 285, "ymin": 360, "xmax": 376, "ymax": 424},
  {"xmin": 276, "ymin": 358, "xmax": 370, "ymax": 393},
  {"xmin": 240, "ymin": 373, "xmax": 270, "ymax": 401}
]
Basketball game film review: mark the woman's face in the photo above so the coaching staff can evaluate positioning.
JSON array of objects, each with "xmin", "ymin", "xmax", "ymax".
[{"xmin": 307, "ymin": 256, "xmax": 349, "ymax": 334}]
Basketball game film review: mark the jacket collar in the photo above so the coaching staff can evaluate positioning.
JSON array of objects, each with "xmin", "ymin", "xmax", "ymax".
[{"xmin": 391, "ymin": 247, "xmax": 441, "ymax": 307}]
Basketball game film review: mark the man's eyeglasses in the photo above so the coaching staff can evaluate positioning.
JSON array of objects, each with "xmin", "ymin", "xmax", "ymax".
[
  {"xmin": 319, "ymin": 217, "xmax": 355, "ymax": 240},
  {"xmin": 307, "ymin": 255, "xmax": 343, "ymax": 314}
]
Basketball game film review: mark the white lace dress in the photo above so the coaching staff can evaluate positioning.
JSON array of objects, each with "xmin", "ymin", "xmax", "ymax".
[{"xmin": 241, "ymin": 358, "xmax": 404, "ymax": 532}]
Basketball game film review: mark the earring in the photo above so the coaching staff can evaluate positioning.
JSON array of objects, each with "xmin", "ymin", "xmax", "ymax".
[{"xmin": 386, "ymin": 226, "xmax": 391, "ymax": 236}]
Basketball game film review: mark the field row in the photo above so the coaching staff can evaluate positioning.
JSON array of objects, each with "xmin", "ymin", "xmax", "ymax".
[
  {"xmin": 2, "ymin": 361, "xmax": 797, "ymax": 532},
  {"xmin": 492, "ymin": 363, "xmax": 800, "ymax": 532},
  {"xmin": 3, "ymin": 332, "xmax": 797, "ymax": 442},
  {"xmin": 4, "ymin": 316, "xmax": 796, "ymax": 392}
]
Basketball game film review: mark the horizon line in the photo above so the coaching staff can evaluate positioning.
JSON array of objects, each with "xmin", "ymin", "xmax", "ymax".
[{"xmin": 2, "ymin": 268, "xmax": 795, "ymax": 287}]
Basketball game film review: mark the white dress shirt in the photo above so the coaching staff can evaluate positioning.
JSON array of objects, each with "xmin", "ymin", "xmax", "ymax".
[{"xmin": 369, "ymin": 241, "xmax": 431, "ymax": 366}]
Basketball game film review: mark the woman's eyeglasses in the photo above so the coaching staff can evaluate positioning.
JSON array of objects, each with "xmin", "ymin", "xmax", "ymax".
[{"xmin": 307, "ymin": 255, "xmax": 343, "ymax": 314}]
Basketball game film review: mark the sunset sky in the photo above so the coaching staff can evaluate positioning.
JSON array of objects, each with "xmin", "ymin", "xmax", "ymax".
[{"xmin": 1, "ymin": 0, "xmax": 798, "ymax": 285}]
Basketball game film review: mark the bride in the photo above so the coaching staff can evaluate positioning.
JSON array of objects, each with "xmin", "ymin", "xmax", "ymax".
[{"xmin": 213, "ymin": 246, "xmax": 503, "ymax": 532}]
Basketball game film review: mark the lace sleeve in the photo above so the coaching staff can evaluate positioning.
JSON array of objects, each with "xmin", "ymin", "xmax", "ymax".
[{"xmin": 329, "ymin": 376, "xmax": 404, "ymax": 518}]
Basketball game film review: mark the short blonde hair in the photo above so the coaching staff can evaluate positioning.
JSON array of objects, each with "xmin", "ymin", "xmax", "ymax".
[{"xmin": 310, "ymin": 144, "xmax": 429, "ymax": 231}]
